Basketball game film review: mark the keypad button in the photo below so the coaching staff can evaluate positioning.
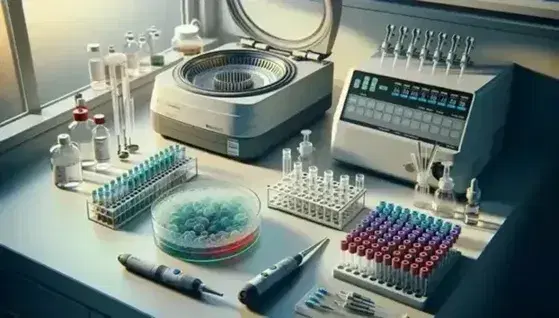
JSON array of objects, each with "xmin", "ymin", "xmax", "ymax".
[
  {"xmin": 367, "ymin": 100, "xmax": 376, "ymax": 109},
  {"xmin": 394, "ymin": 106, "xmax": 404, "ymax": 116},
  {"xmin": 347, "ymin": 105, "xmax": 356, "ymax": 112},
  {"xmin": 410, "ymin": 120, "xmax": 420, "ymax": 129},
  {"xmin": 413, "ymin": 111, "xmax": 423, "ymax": 121},
  {"xmin": 392, "ymin": 116, "xmax": 401, "ymax": 125},
  {"xmin": 401, "ymin": 118, "xmax": 411, "ymax": 127},
  {"xmin": 349, "ymin": 95, "xmax": 357, "ymax": 104},
  {"xmin": 422, "ymin": 113, "xmax": 433, "ymax": 123},
  {"xmin": 382, "ymin": 113, "xmax": 392, "ymax": 122},
  {"xmin": 453, "ymin": 121, "xmax": 464, "ymax": 130},
  {"xmin": 376, "ymin": 102, "xmax": 385, "ymax": 111},
  {"xmin": 374, "ymin": 112, "xmax": 382, "ymax": 120},
  {"xmin": 358, "ymin": 98, "xmax": 367, "ymax": 107},
  {"xmin": 365, "ymin": 110, "xmax": 374, "ymax": 118},
  {"xmin": 385, "ymin": 104, "xmax": 395, "ymax": 114},
  {"xmin": 356, "ymin": 107, "xmax": 365, "ymax": 115},
  {"xmin": 450, "ymin": 130, "xmax": 461, "ymax": 139},
  {"xmin": 430, "ymin": 126, "xmax": 440, "ymax": 134},
  {"xmin": 432, "ymin": 115, "xmax": 442, "ymax": 125},
  {"xmin": 404, "ymin": 109, "xmax": 413, "ymax": 118},
  {"xmin": 440, "ymin": 128, "xmax": 450, "ymax": 137},
  {"xmin": 442, "ymin": 118, "xmax": 453, "ymax": 128},
  {"xmin": 420, "ymin": 123, "xmax": 430, "ymax": 132}
]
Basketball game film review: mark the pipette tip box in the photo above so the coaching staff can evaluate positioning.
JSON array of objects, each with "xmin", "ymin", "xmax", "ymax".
[
  {"xmin": 267, "ymin": 172, "xmax": 366, "ymax": 230},
  {"xmin": 86, "ymin": 157, "xmax": 198, "ymax": 230},
  {"xmin": 332, "ymin": 201, "xmax": 462, "ymax": 310}
]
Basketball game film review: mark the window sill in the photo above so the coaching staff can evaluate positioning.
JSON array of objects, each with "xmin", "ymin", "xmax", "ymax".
[{"xmin": 0, "ymin": 38, "xmax": 219, "ymax": 155}]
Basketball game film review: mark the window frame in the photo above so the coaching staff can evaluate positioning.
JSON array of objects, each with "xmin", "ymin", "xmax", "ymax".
[{"xmin": 0, "ymin": 0, "xmax": 219, "ymax": 154}]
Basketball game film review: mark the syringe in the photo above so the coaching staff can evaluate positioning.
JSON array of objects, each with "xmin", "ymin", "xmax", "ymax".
[
  {"xmin": 392, "ymin": 26, "xmax": 408, "ymax": 69},
  {"xmin": 405, "ymin": 28, "xmax": 421, "ymax": 71},
  {"xmin": 380, "ymin": 24, "xmax": 395, "ymax": 66},
  {"xmin": 459, "ymin": 36, "xmax": 475, "ymax": 79},
  {"xmin": 431, "ymin": 32, "xmax": 447, "ymax": 75},
  {"xmin": 445, "ymin": 34, "xmax": 461, "ymax": 76},
  {"xmin": 238, "ymin": 238, "xmax": 329, "ymax": 309},
  {"xmin": 418, "ymin": 30, "xmax": 434, "ymax": 72}
]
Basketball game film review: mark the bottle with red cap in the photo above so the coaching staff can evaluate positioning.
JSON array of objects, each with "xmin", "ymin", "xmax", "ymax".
[
  {"xmin": 68, "ymin": 97, "xmax": 95, "ymax": 167},
  {"xmin": 92, "ymin": 114, "xmax": 111, "ymax": 170}
]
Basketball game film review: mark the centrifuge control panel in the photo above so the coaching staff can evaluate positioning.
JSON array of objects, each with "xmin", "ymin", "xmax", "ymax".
[{"xmin": 341, "ymin": 70, "xmax": 473, "ymax": 150}]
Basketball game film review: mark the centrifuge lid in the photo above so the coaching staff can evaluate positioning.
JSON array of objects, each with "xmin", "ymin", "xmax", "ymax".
[{"xmin": 226, "ymin": 0, "xmax": 342, "ymax": 58}]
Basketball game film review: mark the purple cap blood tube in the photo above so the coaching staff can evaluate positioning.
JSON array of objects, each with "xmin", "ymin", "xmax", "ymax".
[
  {"xmin": 417, "ymin": 236, "xmax": 427, "ymax": 245},
  {"xmin": 407, "ymin": 234, "xmax": 417, "ymax": 243},
  {"xmin": 392, "ymin": 235, "xmax": 402, "ymax": 245},
  {"xmin": 422, "ymin": 232, "xmax": 432, "ymax": 241}
]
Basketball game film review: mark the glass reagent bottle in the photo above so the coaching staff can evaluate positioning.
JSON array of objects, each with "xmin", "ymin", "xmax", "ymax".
[
  {"xmin": 50, "ymin": 134, "xmax": 83, "ymax": 189},
  {"xmin": 432, "ymin": 161, "xmax": 457, "ymax": 218},
  {"xmin": 68, "ymin": 104, "xmax": 95, "ymax": 167},
  {"xmin": 464, "ymin": 178, "xmax": 481, "ymax": 226},
  {"xmin": 86, "ymin": 43, "xmax": 106, "ymax": 91},
  {"xmin": 123, "ymin": 32, "xmax": 140, "ymax": 77},
  {"xmin": 92, "ymin": 114, "xmax": 111, "ymax": 170}
]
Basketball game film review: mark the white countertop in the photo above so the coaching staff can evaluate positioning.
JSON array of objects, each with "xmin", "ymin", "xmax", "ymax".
[{"xmin": 0, "ymin": 93, "xmax": 510, "ymax": 318}]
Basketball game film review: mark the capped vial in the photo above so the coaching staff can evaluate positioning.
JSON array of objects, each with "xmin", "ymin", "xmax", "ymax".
[
  {"xmin": 432, "ymin": 161, "xmax": 457, "ymax": 218},
  {"xmin": 464, "ymin": 178, "xmax": 481, "ymax": 226},
  {"xmin": 86, "ymin": 43, "xmax": 106, "ymax": 91}
]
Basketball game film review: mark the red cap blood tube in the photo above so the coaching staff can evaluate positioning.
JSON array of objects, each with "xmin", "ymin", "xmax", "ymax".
[
  {"xmin": 388, "ymin": 241, "xmax": 397, "ymax": 252},
  {"xmin": 383, "ymin": 254, "xmax": 392, "ymax": 282},
  {"xmin": 392, "ymin": 250, "xmax": 402, "ymax": 258},
  {"xmin": 419, "ymin": 267, "xmax": 430, "ymax": 296},
  {"xmin": 415, "ymin": 257, "xmax": 424, "ymax": 267},
  {"xmin": 362, "ymin": 240, "xmax": 371, "ymax": 248},
  {"xmin": 357, "ymin": 245, "xmax": 366, "ymax": 273},
  {"xmin": 408, "ymin": 248, "xmax": 418, "ymax": 257},
  {"xmin": 403, "ymin": 239, "xmax": 412, "ymax": 247},
  {"xmin": 371, "ymin": 243, "xmax": 380, "ymax": 253},
  {"xmin": 366, "ymin": 249, "xmax": 374, "ymax": 275},
  {"xmin": 401, "ymin": 260, "xmax": 411, "ymax": 290},
  {"xmin": 381, "ymin": 246, "xmax": 390, "ymax": 255},
  {"xmin": 410, "ymin": 263, "xmax": 420, "ymax": 293},
  {"xmin": 349, "ymin": 243, "xmax": 357, "ymax": 270},
  {"xmin": 374, "ymin": 251, "xmax": 383, "ymax": 278},
  {"xmin": 430, "ymin": 255, "xmax": 440, "ymax": 266},
  {"xmin": 398, "ymin": 245, "xmax": 408, "ymax": 254},
  {"xmin": 425, "ymin": 260, "xmax": 435, "ymax": 272},
  {"xmin": 340, "ymin": 240, "xmax": 349, "ymax": 267},
  {"xmin": 353, "ymin": 237, "xmax": 363, "ymax": 245},
  {"xmin": 404, "ymin": 254, "xmax": 414, "ymax": 262},
  {"xmin": 439, "ymin": 244, "xmax": 449, "ymax": 253},
  {"xmin": 360, "ymin": 232, "xmax": 369, "ymax": 239},
  {"xmin": 435, "ymin": 249, "xmax": 446, "ymax": 262},
  {"xmin": 392, "ymin": 235, "xmax": 402, "ymax": 245},
  {"xmin": 368, "ymin": 235, "xmax": 378, "ymax": 244},
  {"xmin": 419, "ymin": 251, "xmax": 429, "ymax": 260},
  {"xmin": 346, "ymin": 234, "xmax": 354, "ymax": 242},
  {"xmin": 392, "ymin": 257, "xmax": 401, "ymax": 285},
  {"xmin": 413, "ymin": 242, "xmax": 423, "ymax": 250},
  {"xmin": 377, "ymin": 238, "xmax": 386, "ymax": 247},
  {"xmin": 423, "ymin": 245, "xmax": 434, "ymax": 256}
]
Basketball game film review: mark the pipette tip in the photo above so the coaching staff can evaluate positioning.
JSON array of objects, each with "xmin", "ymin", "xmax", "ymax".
[{"xmin": 201, "ymin": 285, "xmax": 224, "ymax": 297}]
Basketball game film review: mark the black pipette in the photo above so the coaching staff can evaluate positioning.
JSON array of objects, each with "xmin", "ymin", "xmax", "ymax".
[
  {"xmin": 118, "ymin": 254, "xmax": 223, "ymax": 297},
  {"xmin": 238, "ymin": 237, "xmax": 329, "ymax": 307}
]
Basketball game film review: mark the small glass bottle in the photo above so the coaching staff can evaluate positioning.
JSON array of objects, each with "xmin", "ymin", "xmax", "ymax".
[
  {"xmin": 68, "ymin": 104, "xmax": 95, "ymax": 167},
  {"xmin": 123, "ymin": 32, "xmax": 140, "ymax": 77},
  {"xmin": 92, "ymin": 114, "xmax": 111, "ymax": 170},
  {"xmin": 297, "ymin": 129, "xmax": 314, "ymax": 171},
  {"xmin": 86, "ymin": 43, "xmax": 106, "ymax": 91},
  {"xmin": 147, "ymin": 26, "xmax": 164, "ymax": 66},
  {"xmin": 413, "ymin": 171, "xmax": 431, "ymax": 209},
  {"xmin": 50, "ymin": 134, "xmax": 83, "ymax": 189},
  {"xmin": 104, "ymin": 45, "xmax": 121, "ymax": 84},
  {"xmin": 171, "ymin": 20, "xmax": 203, "ymax": 57},
  {"xmin": 138, "ymin": 34, "xmax": 152, "ymax": 74},
  {"xmin": 432, "ymin": 161, "xmax": 457, "ymax": 218},
  {"xmin": 463, "ymin": 178, "xmax": 481, "ymax": 226}
]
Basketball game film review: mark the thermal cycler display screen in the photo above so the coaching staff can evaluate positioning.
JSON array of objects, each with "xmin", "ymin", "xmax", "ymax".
[{"xmin": 340, "ymin": 71, "xmax": 473, "ymax": 150}]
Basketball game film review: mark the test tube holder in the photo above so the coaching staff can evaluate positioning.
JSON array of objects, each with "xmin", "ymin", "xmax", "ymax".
[
  {"xmin": 332, "ymin": 250, "xmax": 460, "ymax": 310},
  {"xmin": 86, "ymin": 157, "xmax": 198, "ymax": 230},
  {"xmin": 267, "ymin": 174, "xmax": 366, "ymax": 230}
]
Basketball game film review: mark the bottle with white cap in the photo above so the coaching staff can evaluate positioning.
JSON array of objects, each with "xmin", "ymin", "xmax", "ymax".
[
  {"xmin": 86, "ymin": 43, "xmax": 106, "ymax": 91},
  {"xmin": 431, "ymin": 161, "xmax": 457, "ymax": 218},
  {"xmin": 297, "ymin": 129, "xmax": 315, "ymax": 171},
  {"xmin": 171, "ymin": 20, "xmax": 203, "ymax": 56},
  {"xmin": 50, "ymin": 134, "xmax": 83, "ymax": 189},
  {"xmin": 463, "ymin": 178, "xmax": 481, "ymax": 226}
]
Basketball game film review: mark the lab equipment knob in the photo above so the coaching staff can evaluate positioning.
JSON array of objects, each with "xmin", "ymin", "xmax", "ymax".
[
  {"xmin": 407, "ymin": 28, "xmax": 422, "ymax": 56},
  {"xmin": 381, "ymin": 24, "xmax": 395, "ymax": 52},
  {"xmin": 447, "ymin": 34, "xmax": 461, "ymax": 62},
  {"xmin": 394, "ymin": 26, "xmax": 409, "ymax": 53},
  {"xmin": 463, "ymin": 36, "xmax": 475, "ymax": 57},
  {"xmin": 433, "ymin": 32, "xmax": 447, "ymax": 61}
]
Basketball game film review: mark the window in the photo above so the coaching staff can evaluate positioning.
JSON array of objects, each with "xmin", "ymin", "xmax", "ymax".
[
  {"xmin": 0, "ymin": 1, "xmax": 28, "ymax": 124},
  {"xmin": 22, "ymin": 0, "xmax": 182, "ymax": 105}
]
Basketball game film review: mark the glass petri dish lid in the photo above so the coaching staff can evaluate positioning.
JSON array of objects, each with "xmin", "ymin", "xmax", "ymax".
[{"xmin": 151, "ymin": 179, "xmax": 261, "ymax": 262}]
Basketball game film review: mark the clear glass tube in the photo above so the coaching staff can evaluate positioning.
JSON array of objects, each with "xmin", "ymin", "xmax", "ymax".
[
  {"xmin": 355, "ymin": 173, "xmax": 365, "ymax": 189},
  {"xmin": 282, "ymin": 148, "xmax": 292, "ymax": 179},
  {"xmin": 414, "ymin": 171, "xmax": 431, "ymax": 209},
  {"xmin": 340, "ymin": 174, "xmax": 350, "ymax": 201},
  {"xmin": 323, "ymin": 170, "xmax": 334, "ymax": 193},
  {"xmin": 308, "ymin": 166, "xmax": 318, "ymax": 192},
  {"xmin": 293, "ymin": 161, "xmax": 303, "ymax": 185}
]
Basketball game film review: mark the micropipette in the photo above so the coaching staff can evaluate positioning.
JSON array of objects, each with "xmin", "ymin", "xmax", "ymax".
[
  {"xmin": 459, "ymin": 36, "xmax": 475, "ymax": 79},
  {"xmin": 405, "ymin": 28, "xmax": 421, "ymax": 71},
  {"xmin": 392, "ymin": 26, "xmax": 408, "ymax": 68},
  {"xmin": 105, "ymin": 53, "xmax": 129, "ymax": 160},
  {"xmin": 445, "ymin": 34, "xmax": 461, "ymax": 76},
  {"xmin": 418, "ymin": 30, "xmax": 434, "ymax": 72},
  {"xmin": 238, "ymin": 238, "xmax": 329, "ymax": 308},
  {"xmin": 431, "ymin": 32, "xmax": 447, "ymax": 75},
  {"xmin": 118, "ymin": 254, "xmax": 223, "ymax": 297}
]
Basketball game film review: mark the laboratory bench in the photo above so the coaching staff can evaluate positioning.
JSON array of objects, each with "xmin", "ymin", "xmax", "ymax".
[{"xmin": 0, "ymin": 83, "xmax": 552, "ymax": 318}]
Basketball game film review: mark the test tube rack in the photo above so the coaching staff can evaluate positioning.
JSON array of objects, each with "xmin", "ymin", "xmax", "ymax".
[
  {"xmin": 86, "ymin": 149, "xmax": 197, "ymax": 230},
  {"xmin": 267, "ymin": 171, "xmax": 366, "ymax": 230},
  {"xmin": 332, "ymin": 201, "xmax": 462, "ymax": 310}
]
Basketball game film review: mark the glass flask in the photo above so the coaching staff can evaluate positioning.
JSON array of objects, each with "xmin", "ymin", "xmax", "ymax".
[
  {"xmin": 50, "ymin": 134, "xmax": 83, "ymax": 189},
  {"xmin": 172, "ymin": 20, "xmax": 203, "ymax": 57}
]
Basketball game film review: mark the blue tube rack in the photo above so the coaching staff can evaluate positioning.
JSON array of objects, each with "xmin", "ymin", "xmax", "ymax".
[{"xmin": 86, "ymin": 155, "xmax": 198, "ymax": 230}]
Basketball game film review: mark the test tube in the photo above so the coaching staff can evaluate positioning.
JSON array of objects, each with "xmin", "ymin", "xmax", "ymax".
[
  {"xmin": 348, "ymin": 243, "xmax": 358, "ymax": 270},
  {"xmin": 323, "ymin": 169, "xmax": 334, "ymax": 195},
  {"xmin": 293, "ymin": 161, "xmax": 303, "ymax": 185},
  {"xmin": 340, "ymin": 240, "xmax": 349, "ymax": 267},
  {"xmin": 340, "ymin": 174, "xmax": 350, "ymax": 201},
  {"xmin": 282, "ymin": 148, "xmax": 292, "ymax": 180},
  {"xmin": 308, "ymin": 166, "xmax": 318, "ymax": 193},
  {"xmin": 357, "ymin": 246, "xmax": 366, "ymax": 273},
  {"xmin": 355, "ymin": 173, "xmax": 365, "ymax": 190}
]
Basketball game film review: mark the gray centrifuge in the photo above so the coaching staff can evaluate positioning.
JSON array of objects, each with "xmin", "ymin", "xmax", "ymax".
[{"xmin": 150, "ymin": 0, "xmax": 342, "ymax": 160}]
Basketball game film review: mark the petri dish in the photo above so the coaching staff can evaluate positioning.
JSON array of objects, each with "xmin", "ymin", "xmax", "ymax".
[{"xmin": 151, "ymin": 179, "xmax": 261, "ymax": 262}]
